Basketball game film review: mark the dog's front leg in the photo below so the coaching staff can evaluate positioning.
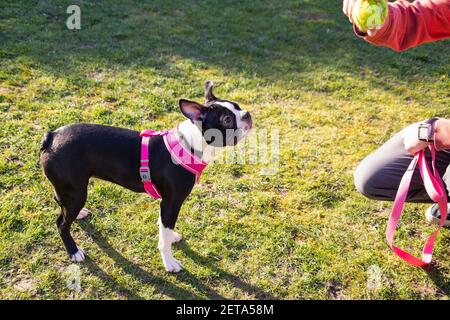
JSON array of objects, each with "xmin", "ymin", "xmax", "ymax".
[{"xmin": 158, "ymin": 199, "xmax": 183, "ymax": 273}]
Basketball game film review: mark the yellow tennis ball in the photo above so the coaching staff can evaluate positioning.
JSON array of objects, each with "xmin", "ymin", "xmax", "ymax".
[{"xmin": 353, "ymin": 0, "xmax": 389, "ymax": 32}]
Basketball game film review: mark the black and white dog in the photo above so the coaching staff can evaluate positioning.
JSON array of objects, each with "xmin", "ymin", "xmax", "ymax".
[{"xmin": 39, "ymin": 81, "xmax": 252, "ymax": 272}]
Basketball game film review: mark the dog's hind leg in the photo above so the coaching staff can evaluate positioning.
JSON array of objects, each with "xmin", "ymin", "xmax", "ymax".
[
  {"xmin": 60, "ymin": 195, "xmax": 90, "ymax": 220},
  {"xmin": 54, "ymin": 182, "xmax": 88, "ymax": 262}
]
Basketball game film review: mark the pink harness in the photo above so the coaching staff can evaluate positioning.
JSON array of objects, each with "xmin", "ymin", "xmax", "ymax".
[
  {"xmin": 388, "ymin": 144, "xmax": 448, "ymax": 266},
  {"xmin": 139, "ymin": 129, "xmax": 208, "ymax": 199}
]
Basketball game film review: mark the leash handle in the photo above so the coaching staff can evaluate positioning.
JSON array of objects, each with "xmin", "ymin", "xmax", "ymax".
[{"xmin": 386, "ymin": 144, "xmax": 448, "ymax": 267}]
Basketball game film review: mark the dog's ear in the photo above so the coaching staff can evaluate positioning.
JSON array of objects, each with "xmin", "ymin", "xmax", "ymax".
[
  {"xmin": 204, "ymin": 80, "xmax": 218, "ymax": 103},
  {"xmin": 179, "ymin": 99, "xmax": 205, "ymax": 122}
]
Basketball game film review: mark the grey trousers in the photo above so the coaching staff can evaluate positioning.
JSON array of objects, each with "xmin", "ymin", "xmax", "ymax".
[{"xmin": 354, "ymin": 125, "xmax": 450, "ymax": 203}]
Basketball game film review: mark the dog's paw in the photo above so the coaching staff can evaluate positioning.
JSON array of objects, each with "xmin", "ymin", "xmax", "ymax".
[
  {"xmin": 76, "ymin": 208, "xmax": 91, "ymax": 220},
  {"xmin": 70, "ymin": 247, "xmax": 86, "ymax": 262},
  {"xmin": 162, "ymin": 255, "xmax": 183, "ymax": 273},
  {"xmin": 172, "ymin": 231, "xmax": 183, "ymax": 244}
]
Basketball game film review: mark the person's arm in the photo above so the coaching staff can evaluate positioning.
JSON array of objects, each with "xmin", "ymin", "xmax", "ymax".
[
  {"xmin": 354, "ymin": 0, "xmax": 450, "ymax": 52},
  {"xmin": 434, "ymin": 119, "xmax": 450, "ymax": 151}
]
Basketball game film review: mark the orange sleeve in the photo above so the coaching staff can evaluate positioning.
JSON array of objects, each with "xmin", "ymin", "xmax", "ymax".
[{"xmin": 355, "ymin": 0, "xmax": 450, "ymax": 52}]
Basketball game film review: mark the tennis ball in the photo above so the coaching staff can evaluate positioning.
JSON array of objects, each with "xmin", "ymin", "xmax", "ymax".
[{"xmin": 352, "ymin": 0, "xmax": 389, "ymax": 32}]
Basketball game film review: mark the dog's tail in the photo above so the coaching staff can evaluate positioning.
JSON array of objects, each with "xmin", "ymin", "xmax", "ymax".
[{"xmin": 40, "ymin": 131, "xmax": 54, "ymax": 152}]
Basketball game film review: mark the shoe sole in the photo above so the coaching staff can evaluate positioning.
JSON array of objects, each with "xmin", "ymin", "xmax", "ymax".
[{"xmin": 425, "ymin": 206, "xmax": 450, "ymax": 228}]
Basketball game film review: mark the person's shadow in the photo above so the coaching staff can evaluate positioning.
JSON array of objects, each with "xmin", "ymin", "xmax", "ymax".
[{"xmin": 78, "ymin": 220, "xmax": 275, "ymax": 300}]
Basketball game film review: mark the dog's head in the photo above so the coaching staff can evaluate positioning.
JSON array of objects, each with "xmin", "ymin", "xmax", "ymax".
[{"xmin": 179, "ymin": 81, "xmax": 253, "ymax": 147}]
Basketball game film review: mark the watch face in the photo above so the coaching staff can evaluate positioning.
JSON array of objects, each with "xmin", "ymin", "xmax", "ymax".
[{"xmin": 419, "ymin": 125, "xmax": 431, "ymax": 141}]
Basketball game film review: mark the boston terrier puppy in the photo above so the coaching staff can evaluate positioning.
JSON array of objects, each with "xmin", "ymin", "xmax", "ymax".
[{"xmin": 39, "ymin": 81, "xmax": 252, "ymax": 272}]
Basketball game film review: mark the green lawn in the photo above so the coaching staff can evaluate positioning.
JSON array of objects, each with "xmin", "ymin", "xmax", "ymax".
[{"xmin": 1, "ymin": 0, "xmax": 449, "ymax": 300}]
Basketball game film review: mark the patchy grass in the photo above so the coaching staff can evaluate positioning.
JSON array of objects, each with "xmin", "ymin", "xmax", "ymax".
[{"xmin": 1, "ymin": 0, "xmax": 450, "ymax": 300}]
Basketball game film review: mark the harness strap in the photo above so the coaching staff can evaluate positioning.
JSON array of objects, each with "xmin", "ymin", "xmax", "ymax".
[
  {"xmin": 140, "ymin": 130, "xmax": 167, "ymax": 199},
  {"xmin": 139, "ymin": 129, "xmax": 208, "ymax": 199},
  {"xmin": 387, "ymin": 144, "xmax": 448, "ymax": 266},
  {"xmin": 163, "ymin": 129, "xmax": 208, "ymax": 182}
]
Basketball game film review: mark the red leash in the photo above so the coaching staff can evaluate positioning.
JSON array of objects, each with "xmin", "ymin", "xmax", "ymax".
[{"xmin": 386, "ymin": 144, "xmax": 448, "ymax": 266}]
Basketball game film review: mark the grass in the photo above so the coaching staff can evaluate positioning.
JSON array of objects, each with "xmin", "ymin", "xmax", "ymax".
[{"xmin": 1, "ymin": 0, "xmax": 450, "ymax": 300}]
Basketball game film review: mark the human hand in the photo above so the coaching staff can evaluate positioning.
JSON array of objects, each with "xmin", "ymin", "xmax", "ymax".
[
  {"xmin": 343, "ymin": 0, "xmax": 385, "ymax": 37},
  {"xmin": 403, "ymin": 123, "xmax": 430, "ymax": 155}
]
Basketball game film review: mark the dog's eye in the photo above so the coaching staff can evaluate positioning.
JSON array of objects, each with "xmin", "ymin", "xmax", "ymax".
[{"xmin": 222, "ymin": 115, "xmax": 233, "ymax": 127}]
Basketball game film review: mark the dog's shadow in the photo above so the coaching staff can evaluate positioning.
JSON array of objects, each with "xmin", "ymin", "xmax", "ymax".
[
  {"xmin": 79, "ymin": 221, "xmax": 275, "ymax": 300},
  {"xmin": 177, "ymin": 241, "xmax": 276, "ymax": 300},
  {"xmin": 424, "ymin": 264, "xmax": 450, "ymax": 297}
]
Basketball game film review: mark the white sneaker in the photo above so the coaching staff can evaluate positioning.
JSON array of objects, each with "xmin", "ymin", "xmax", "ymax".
[{"xmin": 425, "ymin": 204, "xmax": 450, "ymax": 228}]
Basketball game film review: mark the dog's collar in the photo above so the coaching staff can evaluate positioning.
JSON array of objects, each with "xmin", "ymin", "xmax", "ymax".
[
  {"xmin": 174, "ymin": 124, "xmax": 204, "ymax": 160},
  {"xmin": 139, "ymin": 129, "xmax": 208, "ymax": 200},
  {"xmin": 162, "ymin": 128, "xmax": 208, "ymax": 177}
]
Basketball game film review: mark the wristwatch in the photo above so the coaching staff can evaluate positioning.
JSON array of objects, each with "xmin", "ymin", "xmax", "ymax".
[{"xmin": 418, "ymin": 118, "xmax": 439, "ymax": 142}]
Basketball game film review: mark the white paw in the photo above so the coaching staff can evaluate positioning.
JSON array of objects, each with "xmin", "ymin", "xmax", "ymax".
[
  {"xmin": 172, "ymin": 231, "xmax": 183, "ymax": 244},
  {"xmin": 76, "ymin": 208, "xmax": 91, "ymax": 220},
  {"xmin": 162, "ymin": 255, "xmax": 183, "ymax": 273},
  {"xmin": 70, "ymin": 247, "xmax": 85, "ymax": 262}
]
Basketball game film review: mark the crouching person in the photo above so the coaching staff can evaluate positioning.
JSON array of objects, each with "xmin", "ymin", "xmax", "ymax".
[{"xmin": 354, "ymin": 119, "xmax": 450, "ymax": 227}]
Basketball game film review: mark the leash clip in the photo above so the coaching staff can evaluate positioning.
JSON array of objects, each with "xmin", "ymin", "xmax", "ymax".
[{"xmin": 140, "ymin": 160, "xmax": 151, "ymax": 182}]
